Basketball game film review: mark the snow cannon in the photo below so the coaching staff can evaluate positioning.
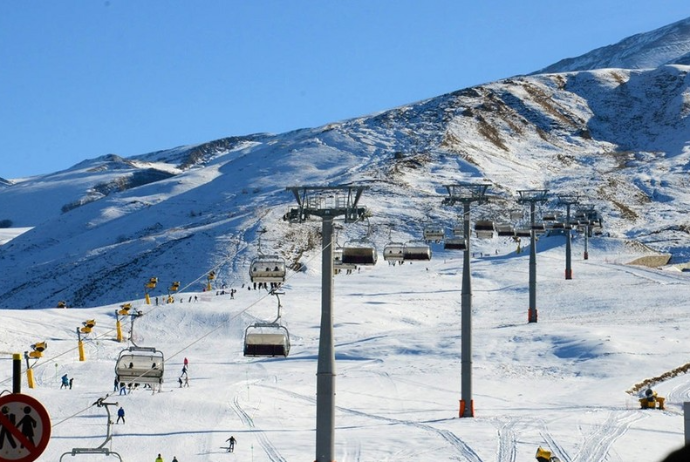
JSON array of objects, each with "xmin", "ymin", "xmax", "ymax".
[
  {"xmin": 639, "ymin": 388, "xmax": 665, "ymax": 410},
  {"xmin": 536, "ymin": 446, "xmax": 561, "ymax": 462}
]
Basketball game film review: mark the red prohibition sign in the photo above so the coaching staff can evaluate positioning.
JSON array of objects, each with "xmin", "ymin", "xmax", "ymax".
[{"xmin": 0, "ymin": 394, "xmax": 51, "ymax": 462}]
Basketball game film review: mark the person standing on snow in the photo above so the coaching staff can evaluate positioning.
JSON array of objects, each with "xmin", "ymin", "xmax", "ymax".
[
  {"xmin": 172, "ymin": 457, "xmax": 178, "ymax": 462},
  {"xmin": 60, "ymin": 374, "xmax": 69, "ymax": 389},
  {"xmin": 155, "ymin": 454, "xmax": 163, "ymax": 462},
  {"xmin": 226, "ymin": 435, "xmax": 236, "ymax": 452},
  {"xmin": 116, "ymin": 407, "xmax": 125, "ymax": 424}
]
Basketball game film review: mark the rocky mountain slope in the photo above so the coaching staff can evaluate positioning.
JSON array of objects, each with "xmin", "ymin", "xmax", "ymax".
[{"xmin": 1, "ymin": 18, "xmax": 690, "ymax": 309}]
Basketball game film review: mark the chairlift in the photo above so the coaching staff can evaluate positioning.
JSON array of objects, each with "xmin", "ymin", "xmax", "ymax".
[
  {"xmin": 509, "ymin": 210, "xmax": 524, "ymax": 221},
  {"xmin": 244, "ymin": 324, "xmax": 291, "ymax": 357},
  {"xmin": 542, "ymin": 211, "xmax": 561, "ymax": 222},
  {"xmin": 243, "ymin": 291, "xmax": 290, "ymax": 357},
  {"xmin": 383, "ymin": 241, "xmax": 405, "ymax": 263},
  {"xmin": 423, "ymin": 225, "xmax": 444, "ymax": 243},
  {"xmin": 402, "ymin": 240, "xmax": 432, "ymax": 261},
  {"xmin": 532, "ymin": 222, "xmax": 547, "ymax": 234},
  {"xmin": 444, "ymin": 236, "xmax": 467, "ymax": 251},
  {"xmin": 341, "ymin": 239, "xmax": 378, "ymax": 266},
  {"xmin": 115, "ymin": 346, "xmax": 165, "ymax": 386},
  {"xmin": 495, "ymin": 222, "xmax": 515, "ymax": 237},
  {"xmin": 249, "ymin": 255, "xmax": 287, "ymax": 283},
  {"xmin": 515, "ymin": 227, "xmax": 532, "ymax": 237},
  {"xmin": 474, "ymin": 219, "xmax": 495, "ymax": 239}
]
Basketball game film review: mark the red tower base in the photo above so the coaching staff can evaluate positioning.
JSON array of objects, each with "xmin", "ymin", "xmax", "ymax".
[{"xmin": 459, "ymin": 399, "xmax": 475, "ymax": 417}]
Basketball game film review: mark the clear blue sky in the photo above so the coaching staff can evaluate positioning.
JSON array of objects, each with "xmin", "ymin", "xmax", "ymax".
[{"xmin": 3, "ymin": 1, "xmax": 690, "ymax": 179}]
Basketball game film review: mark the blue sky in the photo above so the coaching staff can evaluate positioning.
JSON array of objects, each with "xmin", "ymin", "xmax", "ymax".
[{"xmin": 2, "ymin": 1, "xmax": 690, "ymax": 179}]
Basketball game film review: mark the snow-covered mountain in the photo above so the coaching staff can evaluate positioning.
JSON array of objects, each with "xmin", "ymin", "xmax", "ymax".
[
  {"xmin": 3, "ymin": 16, "xmax": 690, "ymax": 462},
  {"xmin": 535, "ymin": 16, "xmax": 690, "ymax": 73},
  {"xmin": 1, "ymin": 18, "xmax": 690, "ymax": 309}
]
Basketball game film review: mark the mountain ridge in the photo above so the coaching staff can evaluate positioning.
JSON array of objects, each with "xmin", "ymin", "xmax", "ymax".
[{"xmin": 1, "ymin": 18, "xmax": 690, "ymax": 308}]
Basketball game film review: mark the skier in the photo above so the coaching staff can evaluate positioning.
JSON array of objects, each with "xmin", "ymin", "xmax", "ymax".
[
  {"xmin": 226, "ymin": 435, "xmax": 236, "ymax": 452},
  {"xmin": 69, "ymin": 378, "xmax": 74, "ymax": 389},
  {"xmin": 172, "ymin": 457, "xmax": 178, "ymax": 462},
  {"xmin": 60, "ymin": 374, "xmax": 69, "ymax": 389},
  {"xmin": 116, "ymin": 407, "xmax": 125, "ymax": 424},
  {"xmin": 155, "ymin": 454, "xmax": 163, "ymax": 462}
]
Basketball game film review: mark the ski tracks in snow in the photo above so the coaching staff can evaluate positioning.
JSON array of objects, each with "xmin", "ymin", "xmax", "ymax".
[
  {"xmin": 257, "ymin": 383, "xmax": 482, "ymax": 461},
  {"xmin": 536, "ymin": 409, "xmax": 645, "ymax": 462},
  {"xmin": 571, "ymin": 409, "xmax": 645, "ymax": 462},
  {"xmin": 230, "ymin": 394, "xmax": 287, "ymax": 462}
]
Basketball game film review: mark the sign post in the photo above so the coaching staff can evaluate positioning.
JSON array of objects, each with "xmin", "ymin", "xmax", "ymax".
[{"xmin": 0, "ymin": 393, "xmax": 51, "ymax": 462}]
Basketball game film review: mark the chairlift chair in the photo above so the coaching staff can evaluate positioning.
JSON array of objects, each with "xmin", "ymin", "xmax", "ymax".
[
  {"xmin": 244, "ymin": 323, "xmax": 291, "ymax": 357},
  {"xmin": 333, "ymin": 246, "xmax": 356, "ymax": 273},
  {"xmin": 474, "ymin": 219, "xmax": 495, "ymax": 239},
  {"xmin": 243, "ymin": 291, "xmax": 290, "ymax": 357},
  {"xmin": 495, "ymin": 222, "xmax": 515, "ymax": 237},
  {"xmin": 115, "ymin": 346, "xmax": 165, "ymax": 386},
  {"xmin": 249, "ymin": 255, "xmax": 287, "ymax": 283},
  {"xmin": 383, "ymin": 241, "xmax": 405, "ymax": 263},
  {"xmin": 542, "ymin": 211, "xmax": 561, "ymax": 222},
  {"xmin": 515, "ymin": 227, "xmax": 532, "ymax": 237},
  {"xmin": 423, "ymin": 225, "xmax": 444, "ymax": 243},
  {"xmin": 532, "ymin": 222, "xmax": 547, "ymax": 235},
  {"xmin": 444, "ymin": 236, "xmax": 467, "ymax": 251},
  {"xmin": 402, "ymin": 240, "xmax": 432, "ymax": 261},
  {"xmin": 341, "ymin": 239, "xmax": 378, "ymax": 266}
]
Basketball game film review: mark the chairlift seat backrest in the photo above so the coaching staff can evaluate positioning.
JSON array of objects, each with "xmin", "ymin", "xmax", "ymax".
[
  {"xmin": 115, "ymin": 348, "xmax": 164, "ymax": 385},
  {"xmin": 250, "ymin": 256, "xmax": 286, "ymax": 283},
  {"xmin": 423, "ymin": 226, "xmax": 445, "ymax": 242},
  {"xmin": 383, "ymin": 242, "xmax": 405, "ymax": 262},
  {"xmin": 444, "ymin": 237, "xmax": 467, "ymax": 250},
  {"xmin": 402, "ymin": 241, "xmax": 432, "ymax": 261},
  {"xmin": 341, "ymin": 242, "xmax": 377, "ymax": 266},
  {"xmin": 244, "ymin": 326, "xmax": 290, "ymax": 357}
]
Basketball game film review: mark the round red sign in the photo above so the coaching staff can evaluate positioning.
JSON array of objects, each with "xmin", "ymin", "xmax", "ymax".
[{"xmin": 0, "ymin": 394, "xmax": 51, "ymax": 462}]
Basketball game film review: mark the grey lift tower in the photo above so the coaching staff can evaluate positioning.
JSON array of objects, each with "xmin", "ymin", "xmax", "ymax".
[
  {"xmin": 285, "ymin": 185, "xmax": 369, "ymax": 462},
  {"xmin": 517, "ymin": 189, "xmax": 549, "ymax": 323},
  {"xmin": 557, "ymin": 195, "xmax": 579, "ymax": 280},
  {"xmin": 442, "ymin": 182, "xmax": 490, "ymax": 418}
]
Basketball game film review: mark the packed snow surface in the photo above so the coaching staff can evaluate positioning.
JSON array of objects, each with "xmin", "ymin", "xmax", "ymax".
[{"xmin": 1, "ymin": 235, "xmax": 689, "ymax": 461}]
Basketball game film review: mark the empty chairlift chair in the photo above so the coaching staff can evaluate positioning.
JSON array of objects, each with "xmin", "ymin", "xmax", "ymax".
[
  {"xmin": 249, "ymin": 255, "xmax": 287, "ymax": 284},
  {"xmin": 244, "ymin": 323, "xmax": 290, "ymax": 357},
  {"xmin": 115, "ymin": 346, "xmax": 165, "ymax": 387},
  {"xmin": 474, "ymin": 219, "xmax": 495, "ymax": 239},
  {"xmin": 243, "ymin": 291, "xmax": 290, "ymax": 357},
  {"xmin": 495, "ymin": 222, "xmax": 515, "ymax": 237},
  {"xmin": 341, "ymin": 239, "xmax": 378, "ymax": 266},
  {"xmin": 444, "ymin": 235, "xmax": 467, "ymax": 251},
  {"xmin": 402, "ymin": 240, "xmax": 432, "ymax": 261},
  {"xmin": 383, "ymin": 241, "xmax": 405, "ymax": 264}
]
